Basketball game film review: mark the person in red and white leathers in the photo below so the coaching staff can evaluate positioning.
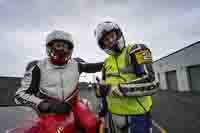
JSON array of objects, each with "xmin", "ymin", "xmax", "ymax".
[{"xmin": 14, "ymin": 30, "xmax": 103, "ymax": 133}]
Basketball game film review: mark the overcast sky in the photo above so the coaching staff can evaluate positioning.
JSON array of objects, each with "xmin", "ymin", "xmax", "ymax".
[{"xmin": 0, "ymin": 0, "xmax": 200, "ymax": 81}]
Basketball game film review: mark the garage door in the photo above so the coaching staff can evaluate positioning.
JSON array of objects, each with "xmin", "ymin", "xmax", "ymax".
[
  {"xmin": 166, "ymin": 71, "xmax": 178, "ymax": 91},
  {"xmin": 188, "ymin": 65, "xmax": 200, "ymax": 92}
]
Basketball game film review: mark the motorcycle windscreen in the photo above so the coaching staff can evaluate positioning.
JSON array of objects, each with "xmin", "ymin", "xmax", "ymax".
[{"xmin": 0, "ymin": 105, "xmax": 39, "ymax": 133}]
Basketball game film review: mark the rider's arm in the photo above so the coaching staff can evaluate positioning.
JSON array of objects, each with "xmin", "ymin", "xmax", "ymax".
[
  {"xmin": 14, "ymin": 61, "xmax": 43, "ymax": 108},
  {"xmin": 77, "ymin": 62, "xmax": 104, "ymax": 74},
  {"xmin": 111, "ymin": 44, "xmax": 159, "ymax": 97},
  {"xmin": 14, "ymin": 61, "xmax": 72, "ymax": 114},
  {"xmin": 127, "ymin": 43, "xmax": 155, "ymax": 83}
]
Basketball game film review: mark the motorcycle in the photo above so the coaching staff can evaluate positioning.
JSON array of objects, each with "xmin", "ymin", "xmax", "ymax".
[
  {"xmin": 0, "ymin": 100, "xmax": 95, "ymax": 133},
  {"xmin": 0, "ymin": 105, "xmax": 40, "ymax": 133},
  {"xmin": 0, "ymin": 80, "xmax": 108, "ymax": 133}
]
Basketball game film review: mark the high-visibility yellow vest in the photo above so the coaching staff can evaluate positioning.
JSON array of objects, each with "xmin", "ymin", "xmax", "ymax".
[{"xmin": 103, "ymin": 44, "xmax": 152, "ymax": 115}]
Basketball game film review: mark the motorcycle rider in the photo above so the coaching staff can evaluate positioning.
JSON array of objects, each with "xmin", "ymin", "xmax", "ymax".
[
  {"xmin": 14, "ymin": 30, "xmax": 103, "ymax": 133},
  {"xmin": 94, "ymin": 21, "xmax": 159, "ymax": 133}
]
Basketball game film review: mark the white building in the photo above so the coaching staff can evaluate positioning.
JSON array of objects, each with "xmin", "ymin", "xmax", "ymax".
[{"xmin": 153, "ymin": 41, "xmax": 200, "ymax": 92}]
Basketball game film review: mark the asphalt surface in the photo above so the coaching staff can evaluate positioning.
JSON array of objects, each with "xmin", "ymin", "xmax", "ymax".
[
  {"xmin": 1, "ymin": 86, "xmax": 200, "ymax": 133},
  {"xmin": 151, "ymin": 91, "xmax": 200, "ymax": 133},
  {"xmin": 79, "ymin": 89, "xmax": 200, "ymax": 133}
]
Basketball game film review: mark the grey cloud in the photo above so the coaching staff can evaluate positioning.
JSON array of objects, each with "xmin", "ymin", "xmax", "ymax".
[
  {"xmin": 0, "ymin": 0, "xmax": 81, "ymax": 31},
  {"xmin": 0, "ymin": 0, "xmax": 200, "ymax": 77}
]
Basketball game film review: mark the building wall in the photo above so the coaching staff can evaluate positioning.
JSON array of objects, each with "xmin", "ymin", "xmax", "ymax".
[
  {"xmin": 153, "ymin": 42, "xmax": 200, "ymax": 92},
  {"xmin": 0, "ymin": 77, "xmax": 22, "ymax": 105}
]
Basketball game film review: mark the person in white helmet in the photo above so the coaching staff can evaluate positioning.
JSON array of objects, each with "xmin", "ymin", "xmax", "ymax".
[
  {"xmin": 94, "ymin": 21, "xmax": 159, "ymax": 133},
  {"xmin": 14, "ymin": 30, "xmax": 103, "ymax": 133}
]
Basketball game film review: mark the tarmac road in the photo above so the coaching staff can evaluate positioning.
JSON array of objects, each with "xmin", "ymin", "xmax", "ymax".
[
  {"xmin": 1, "ymin": 85, "xmax": 200, "ymax": 133},
  {"xmin": 151, "ymin": 91, "xmax": 200, "ymax": 133},
  {"xmin": 80, "ymin": 89, "xmax": 200, "ymax": 133}
]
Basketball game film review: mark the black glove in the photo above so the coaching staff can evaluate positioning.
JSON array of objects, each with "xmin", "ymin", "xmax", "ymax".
[
  {"xmin": 37, "ymin": 100, "xmax": 71, "ymax": 114},
  {"xmin": 95, "ymin": 84, "xmax": 110, "ymax": 97}
]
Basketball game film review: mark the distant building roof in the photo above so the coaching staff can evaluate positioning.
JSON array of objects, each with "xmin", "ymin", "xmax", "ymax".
[
  {"xmin": 0, "ymin": 76, "xmax": 22, "ymax": 79},
  {"xmin": 0, "ymin": 76, "xmax": 22, "ymax": 89},
  {"xmin": 154, "ymin": 41, "xmax": 200, "ymax": 63}
]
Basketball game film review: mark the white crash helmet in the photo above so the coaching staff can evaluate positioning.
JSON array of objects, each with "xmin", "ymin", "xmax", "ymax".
[
  {"xmin": 94, "ymin": 21, "xmax": 125, "ymax": 55},
  {"xmin": 46, "ymin": 30, "xmax": 74, "ymax": 65}
]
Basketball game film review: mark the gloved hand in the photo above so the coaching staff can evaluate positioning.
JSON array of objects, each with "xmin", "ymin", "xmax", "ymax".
[
  {"xmin": 110, "ymin": 85, "xmax": 125, "ymax": 97},
  {"xmin": 95, "ymin": 83, "xmax": 110, "ymax": 97},
  {"xmin": 37, "ymin": 100, "xmax": 71, "ymax": 114}
]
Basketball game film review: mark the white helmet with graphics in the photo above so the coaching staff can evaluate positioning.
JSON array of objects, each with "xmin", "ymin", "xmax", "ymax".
[
  {"xmin": 46, "ymin": 30, "xmax": 74, "ymax": 65},
  {"xmin": 94, "ymin": 21, "xmax": 125, "ymax": 55}
]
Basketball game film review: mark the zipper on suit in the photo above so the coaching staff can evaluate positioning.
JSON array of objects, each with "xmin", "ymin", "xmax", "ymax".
[{"xmin": 60, "ymin": 71, "xmax": 64, "ymax": 101}]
